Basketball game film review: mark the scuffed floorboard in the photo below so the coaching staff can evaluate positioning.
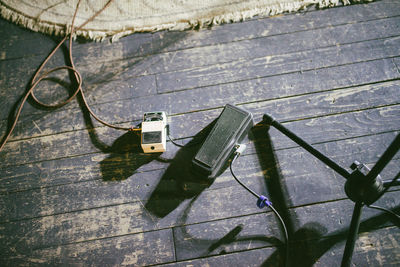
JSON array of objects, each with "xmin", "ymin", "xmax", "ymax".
[{"xmin": 0, "ymin": 0, "xmax": 399, "ymax": 266}]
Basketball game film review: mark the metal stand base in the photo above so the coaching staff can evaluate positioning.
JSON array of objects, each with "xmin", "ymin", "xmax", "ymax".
[{"xmin": 263, "ymin": 114, "xmax": 400, "ymax": 266}]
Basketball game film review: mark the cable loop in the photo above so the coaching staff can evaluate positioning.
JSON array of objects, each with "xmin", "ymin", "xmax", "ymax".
[
  {"xmin": 0, "ymin": 0, "xmax": 129, "ymax": 153},
  {"xmin": 30, "ymin": 66, "xmax": 83, "ymax": 109}
]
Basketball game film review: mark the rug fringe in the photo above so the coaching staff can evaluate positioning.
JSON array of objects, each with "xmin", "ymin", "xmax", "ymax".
[{"xmin": 0, "ymin": 0, "xmax": 372, "ymax": 42}]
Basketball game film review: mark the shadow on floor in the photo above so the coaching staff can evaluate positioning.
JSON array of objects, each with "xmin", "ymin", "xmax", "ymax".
[
  {"xmin": 255, "ymin": 119, "xmax": 400, "ymax": 266},
  {"xmin": 171, "ymin": 120, "xmax": 400, "ymax": 266},
  {"xmin": 145, "ymin": 121, "xmax": 214, "ymax": 218},
  {"xmin": 167, "ymin": 121, "xmax": 294, "ymax": 262},
  {"xmin": 99, "ymin": 131, "xmax": 161, "ymax": 181}
]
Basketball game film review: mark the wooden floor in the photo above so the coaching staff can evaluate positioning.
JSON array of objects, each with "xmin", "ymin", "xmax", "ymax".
[{"xmin": 1, "ymin": 1, "xmax": 399, "ymax": 266}]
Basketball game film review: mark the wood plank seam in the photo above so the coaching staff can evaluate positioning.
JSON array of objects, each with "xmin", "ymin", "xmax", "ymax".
[{"xmin": 1, "ymin": 100, "xmax": 399, "ymax": 169}]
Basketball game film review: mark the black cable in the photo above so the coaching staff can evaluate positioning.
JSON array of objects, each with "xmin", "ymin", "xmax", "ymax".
[
  {"xmin": 269, "ymin": 204, "xmax": 290, "ymax": 266},
  {"xmin": 230, "ymin": 155, "xmax": 260, "ymax": 199},
  {"xmin": 378, "ymin": 171, "xmax": 400, "ymax": 200},
  {"xmin": 230, "ymin": 152, "xmax": 289, "ymax": 267},
  {"xmin": 167, "ymin": 132, "xmax": 205, "ymax": 148},
  {"xmin": 366, "ymin": 205, "xmax": 400, "ymax": 222},
  {"xmin": 0, "ymin": 0, "xmax": 128, "ymax": 154},
  {"xmin": 167, "ymin": 133, "xmax": 186, "ymax": 148}
]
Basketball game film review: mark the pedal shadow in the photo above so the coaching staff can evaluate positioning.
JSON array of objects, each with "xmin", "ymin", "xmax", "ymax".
[
  {"xmin": 100, "ymin": 131, "xmax": 161, "ymax": 181},
  {"xmin": 145, "ymin": 121, "xmax": 215, "ymax": 218}
]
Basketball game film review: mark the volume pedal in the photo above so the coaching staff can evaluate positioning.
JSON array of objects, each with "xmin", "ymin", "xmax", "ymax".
[{"xmin": 192, "ymin": 104, "xmax": 253, "ymax": 179}]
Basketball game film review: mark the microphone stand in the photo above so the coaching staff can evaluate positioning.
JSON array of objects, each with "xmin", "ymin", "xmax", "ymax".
[{"xmin": 262, "ymin": 114, "xmax": 400, "ymax": 267}]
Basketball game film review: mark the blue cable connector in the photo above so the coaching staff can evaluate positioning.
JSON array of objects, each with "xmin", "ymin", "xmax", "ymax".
[{"xmin": 257, "ymin": 195, "xmax": 272, "ymax": 209}]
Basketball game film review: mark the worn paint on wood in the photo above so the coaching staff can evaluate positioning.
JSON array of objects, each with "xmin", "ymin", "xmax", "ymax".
[{"xmin": 0, "ymin": 0, "xmax": 399, "ymax": 265}]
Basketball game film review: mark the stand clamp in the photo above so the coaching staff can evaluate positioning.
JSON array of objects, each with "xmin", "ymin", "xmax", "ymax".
[{"xmin": 345, "ymin": 161, "xmax": 384, "ymax": 205}]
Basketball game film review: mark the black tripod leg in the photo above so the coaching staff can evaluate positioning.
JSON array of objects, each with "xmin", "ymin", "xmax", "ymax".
[
  {"xmin": 366, "ymin": 134, "xmax": 400, "ymax": 183},
  {"xmin": 383, "ymin": 177, "xmax": 400, "ymax": 188},
  {"xmin": 341, "ymin": 201, "xmax": 363, "ymax": 267},
  {"xmin": 263, "ymin": 114, "xmax": 351, "ymax": 179}
]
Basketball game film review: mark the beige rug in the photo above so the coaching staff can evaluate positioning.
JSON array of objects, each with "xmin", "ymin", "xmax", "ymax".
[{"xmin": 0, "ymin": 0, "xmax": 368, "ymax": 41}]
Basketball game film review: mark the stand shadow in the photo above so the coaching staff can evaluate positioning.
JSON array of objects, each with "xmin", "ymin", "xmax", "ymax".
[
  {"xmin": 264, "ymin": 205, "xmax": 400, "ymax": 267},
  {"xmin": 145, "ymin": 121, "xmax": 214, "ymax": 218},
  {"xmin": 251, "ymin": 121, "xmax": 299, "ymax": 266},
  {"xmin": 253, "ymin": 119, "xmax": 400, "ymax": 267},
  {"xmin": 167, "ymin": 121, "xmax": 303, "ymax": 263},
  {"xmin": 252, "ymin": 121, "xmax": 337, "ymax": 266}
]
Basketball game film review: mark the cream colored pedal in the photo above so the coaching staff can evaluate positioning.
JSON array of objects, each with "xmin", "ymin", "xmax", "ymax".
[{"xmin": 140, "ymin": 111, "xmax": 167, "ymax": 153}]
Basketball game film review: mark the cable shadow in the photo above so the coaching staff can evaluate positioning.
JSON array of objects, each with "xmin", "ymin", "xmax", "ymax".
[
  {"xmin": 144, "ymin": 121, "xmax": 214, "ymax": 218},
  {"xmin": 1, "ymin": 90, "xmax": 31, "ymax": 147},
  {"xmin": 171, "ymin": 193, "xmax": 281, "ymax": 261},
  {"xmin": 27, "ymin": 77, "xmax": 75, "ymax": 111},
  {"xmin": 24, "ymin": 35, "xmax": 76, "ymax": 109}
]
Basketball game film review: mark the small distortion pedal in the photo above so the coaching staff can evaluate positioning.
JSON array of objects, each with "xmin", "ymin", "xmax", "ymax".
[
  {"xmin": 192, "ymin": 104, "xmax": 253, "ymax": 178},
  {"xmin": 141, "ymin": 111, "xmax": 167, "ymax": 153}
]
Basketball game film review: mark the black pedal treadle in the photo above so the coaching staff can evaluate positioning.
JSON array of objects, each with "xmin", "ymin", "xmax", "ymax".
[{"xmin": 192, "ymin": 104, "xmax": 253, "ymax": 179}]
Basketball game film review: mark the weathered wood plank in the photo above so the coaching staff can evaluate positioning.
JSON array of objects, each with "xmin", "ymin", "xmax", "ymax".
[
  {"xmin": 2, "ymin": 0, "xmax": 399, "ymax": 61},
  {"xmin": 1, "ymin": 19, "xmax": 399, "ymax": 132},
  {"xmin": 1, "ymin": 83, "xmax": 398, "ymax": 170},
  {"xmin": 1, "ymin": 81, "xmax": 399, "ymax": 170},
  {"xmin": 1, "ymin": 74, "xmax": 399, "ymax": 147},
  {"xmin": 172, "ymin": 193, "xmax": 400, "ymax": 262},
  {"xmin": 0, "ymin": 101, "xmax": 398, "ymax": 196},
  {"xmin": 2, "ymin": 76, "xmax": 399, "ymax": 147},
  {"xmin": 160, "ymin": 246, "xmax": 276, "ymax": 267},
  {"xmin": 0, "ymin": 148, "xmax": 167, "ymax": 193},
  {"xmin": 0, "ymin": 60, "xmax": 156, "ymax": 121},
  {"xmin": 2, "ymin": 37, "xmax": 399, "ymax": 140},
  {"xmin": 1, "ymin": 229, "xmax": 175, "ymax": 267},
  {"xmin": 155, "ymin": 36, "xmax": 400, "ymax": 93},
  {"xmin": 95, "ymin": 58, "xmax": 400, "ymax": 118},
  {"xmin": 0, "ymin": 191, "xmax": 397, "ymax": 265},
  {"xmin": 3, "ymin": 33, "xmax": 400, "ymax": 127},
  {"xmin": 144, "ymin": 16, "xmax": 400, "ymax": 77},
  {"xmin": 0, "ymin": 20, "xmax": 154, "ymax": 62},
  {"xmin": 2, "ymin": 14, "xmax": 400, "ymax": 103},
  {"xmin": 167, "ymin": 225, "xmax": 400, "ymax": 266},
  {"xmin": 1, "ymin": 131, "xmax": 397, "ymax": 223},
  {"xmin": 393, "ymin": 57, "xmax": 400, "ymax": 71},
  {"xmin": 150, "ymin": 0, "xmax": 400, "ymax": 54},
  {"xmin": 315, "ymin": 226, "xmax": 400, "ymax": 267},
  {"xmin": 166, "ymin": 103, "xmax": 400, "ymax": 151},
  {"xmin": 1, "ymin": 145, "xmax": 398, "ymax": 230},
  {"xmin": 1, "ymin": 102, "xmax": 398, "ymax": 199},
  {"xmin": 0, "ymin": 57, "xmax": 398, "ymax": 153}
]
